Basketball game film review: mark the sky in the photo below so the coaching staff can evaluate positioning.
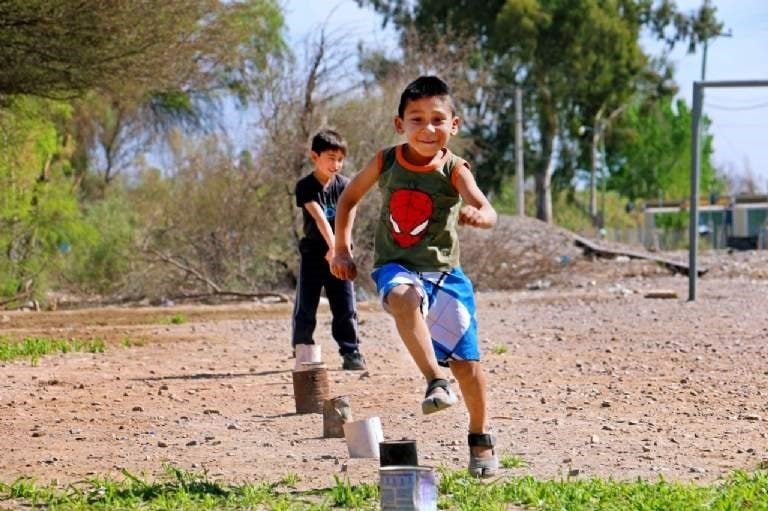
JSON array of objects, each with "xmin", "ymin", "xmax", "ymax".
[{"xmin": 282, "ymin": 0, "xmax": 768, "ymax": 191}]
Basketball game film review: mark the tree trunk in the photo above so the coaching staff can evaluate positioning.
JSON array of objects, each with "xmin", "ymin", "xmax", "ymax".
[
  {"xmin": 535, "ymin": 158, "xmax": 554, "ymax": 222},
  {"xmin": 535, "ymin": 95, "xmax": 557, "ymax": 223}
]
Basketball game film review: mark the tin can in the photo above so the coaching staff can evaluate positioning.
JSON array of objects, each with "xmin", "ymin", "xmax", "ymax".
[
  {"xmin": 380, "ymin": 439, "xmax": 418, "ymax": 467},
  {"xmin": 343, "ymin": 416, "xmax": 383, "ymax": 458},
  {"xmin": 291, "ymin": 365, "xmax": 329, "ymax": 414},
  {"xmin": 379, "ymin": 466, "xmax": 437, "ymax": 511}
]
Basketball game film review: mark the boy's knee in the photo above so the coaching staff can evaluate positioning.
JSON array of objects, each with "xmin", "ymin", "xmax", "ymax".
[
  {"xmin": 450, "ymin": 360, "xmax": 482, "ymax": 381},
  {"xmin": 385, "ymin": 285, "xmax": 423, "ymax": 315}
]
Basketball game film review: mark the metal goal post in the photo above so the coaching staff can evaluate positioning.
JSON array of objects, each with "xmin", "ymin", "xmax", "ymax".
[{"xmin": 689, "ymin": 80, "xmax": 768, "ymax": 301}]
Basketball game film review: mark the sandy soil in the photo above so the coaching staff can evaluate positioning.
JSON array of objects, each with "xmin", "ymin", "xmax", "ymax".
[{"xmin": 1, "ymin": 254, "xmax": 768, "ymax": 492}]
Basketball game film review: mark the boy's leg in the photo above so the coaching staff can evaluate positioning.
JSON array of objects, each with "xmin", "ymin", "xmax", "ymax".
[
  {"xmin": 450, "ymin": 360, "xmax": 491, "ymax": 448},
  {"xmin": 385, "ymin": 284, "xmax": 457, "ymax": 412},
  {"xmin": 373, "ymin": 264, "xmax": 457, "ymax": 413},
  {"xmin": 451, "ymin": 361, "xmax": 497, "ymax": 478},
  {"xmin": 325, "ymin": 272, "xmax": 366, "ymax": 370},
  {"xmin": 385, "ymin": 284, "xmax": 442, "ymax": 381},
  {"xmin": 291, "ymin": 252, "xmax": 323, "ymax": 348},
  {"xmin": 424, "ymin": 267, "xmax": 497, "ymax": 477},
  {"xmin": 324, "ymin": 271, "xmax": 360, "ymax": 355}
]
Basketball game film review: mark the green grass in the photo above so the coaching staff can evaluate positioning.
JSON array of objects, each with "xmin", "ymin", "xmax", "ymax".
[
  {"xmin": 1, "ymin": 466, "xmax": 767, "ymax": 510},
  {"xmin": 500, "ymin": 454, "xmax": 527, "ymax": 469},
  {"xmin": 0, "ymin": 336, "xmax": 105, "ymax": 365},
  {"xmin": 121, "ymin": 336, "xmax": 145, "ymax": 348},
  {"xmin": 166, "ymin": 313, "xmax": 187, "ymax": 325},
  {"xmin": 278, "ymin": 472, "xmax": 301, "ymax": 488},
  {"xmin": 491, "ymin": 345, "xmax": 508, "ymax": 355}
]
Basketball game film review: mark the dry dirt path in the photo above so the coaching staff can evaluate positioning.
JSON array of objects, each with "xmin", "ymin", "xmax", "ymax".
[{"xmin": 1, "ymin": 273, "xmax": 767, "ymax": 491}]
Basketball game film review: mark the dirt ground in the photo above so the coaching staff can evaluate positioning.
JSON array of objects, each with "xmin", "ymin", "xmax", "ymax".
[{"xmin": 1, "ymin": 251, "xmax": 768, "ymax": 492}]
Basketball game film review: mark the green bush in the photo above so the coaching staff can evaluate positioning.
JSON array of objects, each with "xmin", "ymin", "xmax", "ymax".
[{"xmin": 0, "ymin": 96, "xmax": 89, "ymax": 305}]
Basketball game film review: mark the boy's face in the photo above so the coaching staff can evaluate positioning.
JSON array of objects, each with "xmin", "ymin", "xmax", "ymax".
[
  {"xmin": 310, "ymin": 148, "xmax": 345, "ymax": 179},
  {"xmin": 394, "ymin": 95, "xmax": 459, "ymax": 164}
]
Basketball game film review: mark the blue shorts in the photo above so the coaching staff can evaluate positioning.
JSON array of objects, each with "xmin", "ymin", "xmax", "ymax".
[{"xmin": 371, "ymin": 263, "xmax": 480, "ymax": 365}]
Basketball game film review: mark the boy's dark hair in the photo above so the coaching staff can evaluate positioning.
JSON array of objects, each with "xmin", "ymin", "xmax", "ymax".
[
  {"xmin": 397, "ymin": 75, "xmax": 455, "ymax": 118},
  {"xmin": 311, "ymin": 129, "xmax": 347, "ymax": 155}
]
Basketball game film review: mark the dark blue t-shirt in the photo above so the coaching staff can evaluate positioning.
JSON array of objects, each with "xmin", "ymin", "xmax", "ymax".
[{"xmin": 295, "ymin": 173, "xmax": 349, "ymax": 248}]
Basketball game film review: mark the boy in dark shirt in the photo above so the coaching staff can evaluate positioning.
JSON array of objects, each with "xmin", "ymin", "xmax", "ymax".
[{"xmin": 293, "ymin": 129, "xmax": 366, "ymax": 370}]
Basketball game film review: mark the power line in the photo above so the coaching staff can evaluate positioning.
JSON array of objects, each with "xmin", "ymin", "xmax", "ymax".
[{"xmin": 705, "ymin": 100, "xmax": 768, "ymax": 111}]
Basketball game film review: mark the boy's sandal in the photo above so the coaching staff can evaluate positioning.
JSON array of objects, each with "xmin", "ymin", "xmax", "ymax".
[
  {"xmin": 421, "ymin": 378, "xmax": 457, "ymax": 415},
  {"xmin": 468, "ymin": 433, "xmax": 499, "ymax": 478}
]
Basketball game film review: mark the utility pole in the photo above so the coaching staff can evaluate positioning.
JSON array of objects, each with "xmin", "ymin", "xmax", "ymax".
[
  {"xmin": 701, "ymin": 30, "xmax": 732, "ymax": 81},
  {"xmin": 697, "ymin": 29, "xmax": 732, "ymax": 115},
  {"xmin": 515, "ymin": 87, "xmax": 525, "ymax": 216},
  {"xmin": 588, "ymin": 123, "xmax": 603, "ymax": 223}
]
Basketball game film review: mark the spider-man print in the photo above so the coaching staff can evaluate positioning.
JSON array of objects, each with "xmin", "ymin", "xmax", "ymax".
[{"xmin": 388, "ymin": 188, "xmax": 433, "ymax": 248}]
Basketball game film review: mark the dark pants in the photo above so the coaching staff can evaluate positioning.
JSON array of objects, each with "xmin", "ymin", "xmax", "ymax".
[{"xmin": 292, "ymin": 241, "xmax": 360, "ymax": 355}]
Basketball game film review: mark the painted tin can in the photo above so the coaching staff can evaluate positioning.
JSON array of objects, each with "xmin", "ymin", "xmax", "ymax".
[{"xmin": 379, "ymin": 466, "xmax": 437, "ymax": 511}]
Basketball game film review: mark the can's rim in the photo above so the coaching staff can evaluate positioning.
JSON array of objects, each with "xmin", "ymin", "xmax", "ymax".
[{"xmin": 379, "ymin": 465, "xmax": 433, "ymax": 472}]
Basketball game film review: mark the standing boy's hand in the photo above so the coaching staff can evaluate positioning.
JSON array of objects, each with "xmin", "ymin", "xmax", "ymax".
[{"xmin": 330, "ymin": 249, "xmax": 357, "ymax": 280}]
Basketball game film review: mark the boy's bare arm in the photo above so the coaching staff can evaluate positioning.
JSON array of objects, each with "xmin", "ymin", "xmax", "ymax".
[
  {"xmin": 304, "ymin": 201, "xmax": 336, "ymax": 261},
  {"xmin": 330, "ymin": 156, "xmax": 380, "ymax": 280},
  {"xmin": 454, "ymin": 164, "xmax": 497, "ymax": 228}
]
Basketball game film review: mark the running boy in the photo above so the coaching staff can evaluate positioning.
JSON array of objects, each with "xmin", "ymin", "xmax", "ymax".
[
  {"xmin": 293, "ymin": 129, "xmax": 366, "ymax": 371},
  {"xmin": 330, "ymin": 76, "xmax": 498, "ymax": 476}
]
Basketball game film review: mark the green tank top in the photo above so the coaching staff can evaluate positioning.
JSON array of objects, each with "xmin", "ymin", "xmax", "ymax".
[{"xmin": 373, "ymin": 144, "xmax": 466, "ymax": 271}]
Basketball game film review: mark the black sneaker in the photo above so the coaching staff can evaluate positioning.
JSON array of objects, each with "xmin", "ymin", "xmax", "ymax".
[{"xmin": 342, "ymin": 351, "xmax": 366, "ymax": 370}]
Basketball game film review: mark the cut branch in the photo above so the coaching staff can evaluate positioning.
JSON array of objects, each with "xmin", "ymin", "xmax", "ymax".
[{"xmin": 148, "ymin": 248, "xmax": 222, "ymax": 293}]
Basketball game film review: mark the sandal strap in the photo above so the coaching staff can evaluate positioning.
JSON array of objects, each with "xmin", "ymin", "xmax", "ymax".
[
  {"xmin": 424, "ymin": 378, "xmax": 449, "ymax": 398},
  {"xmin": 468, "ymin": 433, "xmax": 496, "ymax": 447}
]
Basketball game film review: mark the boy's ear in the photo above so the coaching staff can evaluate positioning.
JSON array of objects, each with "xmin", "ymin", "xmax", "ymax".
[
  {"xmin": 393, "ymin": 116, "xmax": 404, "ymax": 134},
  {"xmin": 309, "ymin": 150, "xmax": 319, "ymax": 163},
  {"xmin": 451, "ymin": 116, "xmax": 460, "ymax": 135}
]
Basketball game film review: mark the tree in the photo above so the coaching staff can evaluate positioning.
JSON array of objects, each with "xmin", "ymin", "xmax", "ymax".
[
  {"xmin": 0, "ymin": 0, "xmax": 285, "ymax": 100},
  {"xmin": 0, "ymin": 96, "xmax": 91, "ymax": 305},
  {"xmin": 607, "ymin": 97, "xmax": 722, "ymax": 202},
  {"xmin": 358, "ymin": 0, "xmax": 723, "ymax": 223},
  {"xmin": 33, "ymin": 0, "xmax": 286, "ymax": 195}
]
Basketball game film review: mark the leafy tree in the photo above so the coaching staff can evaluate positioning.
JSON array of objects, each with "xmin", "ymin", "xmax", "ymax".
[
  {"xmin": 358, "ymin": 0, "xmax": 723, "ymax": 224},
  {"xmin": 0, "ymin": 96, "xmax": 92, "ymax": 305},
  {"xmin": 1, "ymin": 0, "xmax": 285, "ymax": 200},
  {"xmin": 0, "ymin": 0, "xmax": 285, "ymax": 100},
  {"xmin": 607, "ymin": 97, "xmax": 723, "ymax": 202}
]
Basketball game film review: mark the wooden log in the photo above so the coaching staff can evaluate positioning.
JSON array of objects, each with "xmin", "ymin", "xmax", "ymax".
[{"xmin": 573, "ymin": 234, "xmax": 707, "ymax": 277}]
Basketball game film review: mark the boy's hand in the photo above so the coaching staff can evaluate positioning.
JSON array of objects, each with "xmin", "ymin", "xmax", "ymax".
[
  {"xmin": 330, "ymin": 249, "xmax": 357, "ymax": 280},
  {"xmin": 458, "ymin": 205, "xmax": 486, "ymax": 227},
  {"xmin": 325, "ymin": 247, "xmax": 334, "ymax": 264}
]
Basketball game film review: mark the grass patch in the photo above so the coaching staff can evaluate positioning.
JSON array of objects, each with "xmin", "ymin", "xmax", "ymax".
[
  {"xmin": 166, "ymin": 313, "xmax": 187, "ymax": 325},
  {"xmin": 1, "ymin": 466, "xmax": 767, "ymax": 510},
  {"xmin": 0, "ymin": 336, "xmax": 105, "ymax": 365},
  {"xmin": 121, "ymin": 336, "xmax": 145, "ymax": 348},
  {"xmin": 278, "ymin": 472, "xmax": 301, "ymax": 488},
  {"xmin": 500, "ymin": 454, "xmax": 527, "ymax": 469},
  {"xmin": 491, "ymin": 345, "xmax": 508, "ymax": 355}
]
